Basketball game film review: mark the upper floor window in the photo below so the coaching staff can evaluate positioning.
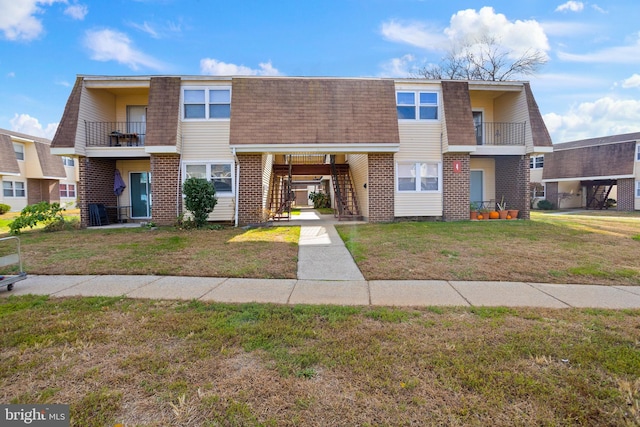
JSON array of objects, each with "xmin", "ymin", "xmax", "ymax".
[
  {"xmin": 397, "ymin": 162, "xmax": 441, "ymax": 192},
  {"xmin": 183, "ymin": 162, "xmax": 233, "ymax": 195},
  {"xmin": 13, "ymin": 143, "xmax": 24, "ymax": 160},
  {"xmin": 3, "ymin": 180, "xmax": 25, "ymax": 197},
  {"xmin": 183, "ymin": 87, "xmax": 231, "ymax": 120},
  {"xmin": 396, "ymin": 91, "xmax": 438, "ymax": 120},
  {"xmin": 530, "ymin": 155, "xmax": 544, "ymax": 169},
  {"xmin": 62, "ymin": 157, "xmax": 75, "ymax": 167},
  {"xmin": 636, "ymin": 143, "xmax": 640, "ymax": 161}
]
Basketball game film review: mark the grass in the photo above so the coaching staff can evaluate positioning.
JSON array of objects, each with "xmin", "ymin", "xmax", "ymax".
[
  {"xmin": 1, "ymin": 296, "xmax": 639, "ymax": 426},
  {"xmin": 335, "ymin": 211, "xmax": 640, "ymax": 285}
]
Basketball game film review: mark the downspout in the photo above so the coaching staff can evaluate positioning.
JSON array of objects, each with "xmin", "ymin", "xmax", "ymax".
[
  {"xmin": 176, "ymin": 130, "xmax": 183, "ymax": 220},
  {"xmin": 440, "ymin": 132, "xmax": 444, "ymax": 220},
  {"xmin": 233, "ymin": 147, "xmax": 239, "ymax": 227}
]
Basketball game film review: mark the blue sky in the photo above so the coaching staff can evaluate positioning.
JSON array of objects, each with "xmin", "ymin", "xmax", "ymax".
[{"xmin": 1, "ymin": 0, "xmax": 639, "ymax": 143}]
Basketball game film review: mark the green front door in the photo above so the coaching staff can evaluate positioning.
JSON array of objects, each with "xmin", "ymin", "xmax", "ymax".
[{"xmin": 130, "ymin": 172, "xmax": 151, "ymax": 218}]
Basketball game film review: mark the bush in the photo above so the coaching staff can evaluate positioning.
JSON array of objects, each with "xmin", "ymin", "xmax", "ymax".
[
  {"xmin": 9, "ymin": 202, "xmax": 65, "ymax": 234},
  {"xmin": 308, "ymin": 192, "xmax": 330, "ymax": 209},
  {"xmin": 536, "ymin": 199, "xmax": 555, "ymax": 210},
  {"xmin": 0, "ymin": 203, "xmax": 10, "ymax": 215},
  {"xmin": 44, "ymin": 217, "xmax": 81, "ymax": 232},
  {"xmin": 182, "ymin": 178, "xmax": 217, "ymax": 228}
]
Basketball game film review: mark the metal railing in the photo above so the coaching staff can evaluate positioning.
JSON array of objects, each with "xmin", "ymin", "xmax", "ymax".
[
  {"xmin": 85, "ymin": 121, "xmax": 146, "ymax": 147},
  {"xmin": 474, "ymin": 122, "xmax": 525, "ymax": 146}
]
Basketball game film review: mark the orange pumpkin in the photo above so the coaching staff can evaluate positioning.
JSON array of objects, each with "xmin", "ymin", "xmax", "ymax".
[
  {"xmin": 506, "ymin": 215, "xmax": 512, "ymax": 219},
  {"xmin": 489, "ymin": 211, "xmax": 500, "ymax": 219},
  {"xmin": 477, "ymin": 214, "xmax": 483, "ymax": 220}
]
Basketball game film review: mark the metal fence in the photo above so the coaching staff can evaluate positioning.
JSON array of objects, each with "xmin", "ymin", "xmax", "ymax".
[
  {"xmin": 475, "ymin": 122, "xmax": 526, "ymax": 146},
  {"xmin": 85, "ymin": 121, "xmax": 146, "ymax": 147}
]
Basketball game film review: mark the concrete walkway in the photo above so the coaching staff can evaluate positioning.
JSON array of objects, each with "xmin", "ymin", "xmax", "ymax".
[{"xmin": 2, "ymin": 209, "xmax": 640, "ymax": 308}]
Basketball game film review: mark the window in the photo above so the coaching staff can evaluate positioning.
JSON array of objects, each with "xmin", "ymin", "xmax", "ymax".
[
  {"xmin": 530, "ymin": 155, "xmax": 544, "ymax": 169},
  {"xmin": 397, "ymin": 162, "xmax": 441, "ymax": 192},
  {"xmin": 531, "ymin": 183, "xmax": 545, "ymax": 199},
  {"xmin": 3, "ymin": 181, "xmax": 25, "ymax": 197},
  {"xmin": 636, "ymin": 181, "xmax": 640, "ymax": 198},
  {"xmin": 184, "ymin": 162, "xmax": 233, "ymax": 195},
  {"xmin": 636, "ymin": 143, "xmax": 640, "ymax": 161},
  {"xmin": 13, "ymin": 143, "xmax": 24, "ymax": 160},
  {"xmin": 183, "ymin": 88, "xmax": 231, "ymax": 120},
  {"xmin": 60, "ymin": 183, "xmax": 76, "ymax": 198},
  {"xmin": 62, "ymin": 157, "xmax": 75, "ymax": 166},
  {"xmin": 396, "ymin": 91, "xmax": 438, "ymax": 120}
]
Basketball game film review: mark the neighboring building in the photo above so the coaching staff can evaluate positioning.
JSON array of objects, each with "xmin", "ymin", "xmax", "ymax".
[
  {"xmin": 50, "ymin": 75, "xmax": 553, "ymax": 227},
  {"xmin": 0, "ymin": 128, "xmax": 76, "ymax": 212},
  {"xmin": 542, "ymin": 132, "xmax": 640, "ymax": 211}
]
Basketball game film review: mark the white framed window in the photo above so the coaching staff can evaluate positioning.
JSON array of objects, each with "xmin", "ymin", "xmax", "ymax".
[
  {"xmin": 396, "ymin": 91, "xmax": 438, "ymax": 120},
  {"xmin": 636, "ymin": 143, "xmax": 640, "ymax": 161},
  {"xmin": 183, "ymin": 161, "xmax": 234, "ymax": 195},
  {"xmin": 13, "ymin": 143, "xmax": 24, "ymax": 161},
  {"xmin": 636, "ymin": 180, "xmax": 640, "ymax": 198},
  {"xmin": 182, "ymin": 87, "xmax": 231, "ymax": 120},
  {"xmin": 60, "ymin": 183, "xmax": 76, "ymax": 198},
  {"xmin": 3, "ymin": 181, "xmax": 25, "ymax": 197},
  {"xmin": 396, "ymin": 162, "xmax": 441, "ymax": 192},
  {"xmin": 531, "ymin": 183, "xmax": 545, "ymax": 199},
  {"xmin": 530, "ymin": 155, "xmax": 544, "ymax": 169},
  {"xmin": 62, "ymin": 156, "xmax": 75, "ymax": 166}
]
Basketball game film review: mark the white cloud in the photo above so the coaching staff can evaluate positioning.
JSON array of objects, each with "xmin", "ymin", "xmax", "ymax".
[
  {"xmin": 0, "ymin": 0, "xmax": 62, "ymax": 41},
  {"xmin": 622, "ymin": 74, "xmax": 640, "ymax": 88},
  {"xmin": 555, "ymin": 1, "xmax": 584, "ymax": 12},
  {"xmin": 381, "ymin": 20, "xmax": 447, "ymax": 50},
  {"xmin": 200, "ymin": 59, "xmax": 281, "ymax": 76},
  {"xmin": 543, "ymin": 97, "xmax": 640, "ymax": 142},
  {"xmin": 10, "ymin": 113, "xmax": 58, "ymax": 139},
  {"xmin": 129, "ymin": 20, "xmax": 182, "ymax": 39},
  {"xmin": 558, "ymin": 33, "xmax": 640, "ymax": 63},
  {"xmin": 130, "ymin": 21, "xmax": 159, "ymax": 38},
  {"xmin": 540, "ymin": 21, "xmax": 596, "ymax": 37},
  {"xmin": 591, "ymin": 4, "xmax": 607, "ymax": 13},
  {"xmin": 64, "ymin": 3, "xmax": 88, "ymax": 20},
  {"xmin": 378, "ymin": 54, "xmax": 416, "ymax": 78},
  {"xmin": 381, "ymin": 7, "xmax": 549, "ymax": 59},
  {"xmin": 83, "ymin": 29, "xmax": 165, "ymax": 71}
]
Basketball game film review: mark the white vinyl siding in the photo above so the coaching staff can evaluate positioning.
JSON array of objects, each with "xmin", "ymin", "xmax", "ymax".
[
  {"xmin": 262, "ymin": 154, "xmax": 273, "ymax": 212},
  {"xmin": 347, "ymin": 154, "xmax": 369, "ymax": 219},
  {"xmin": 493, "ymin": 90, "xmax": 531, "ymax": 149},
  {"xmin": 469, "ymin": 158, "xmax": 496, "ymax": 204},
  {"xmin": 395, "ymin": 119, "xmax": 443, "ymax": 217}
]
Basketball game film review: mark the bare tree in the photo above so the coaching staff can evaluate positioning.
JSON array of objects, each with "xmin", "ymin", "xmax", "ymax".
[{"xmin": 417, "ymin": 36, "xmax": 547, "ymax": 81}]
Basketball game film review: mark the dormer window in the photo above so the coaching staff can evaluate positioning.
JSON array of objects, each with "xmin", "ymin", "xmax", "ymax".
[
  {"xmin": 396, "ymin": 91, "xmax": 438, "ymax": 120},
  {"xmin": 183, "ymin": 87, "xmax": 231, "ymax": 120}
]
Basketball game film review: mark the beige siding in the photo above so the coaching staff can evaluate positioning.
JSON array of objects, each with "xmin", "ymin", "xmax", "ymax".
[
  {"xmin": 60, "ymin": 163, "xmax": 78, "ymax": 208},
  {"xmin": 115, "ymin": 95, "xmax": 148, "ymax": 123},
  {"xmin": 494, "ymin": 91, "xmax": 531, "ymax": 150},
  {"xmin": 77, "ymin": 88, "xmax": 117, "ymax": 149},
  {"xmin": 262, "ymin": 154, "xmax": 273, "ymax": 210},
  {"xmin": 115, "ymin": 159, "xmax": 150, "ymax": 212},
  {"xmin": 470, "ymin": 158, "xmax": 496, "ymax": 203},
  {"xmin": 347, "ymin": 154, "xmax": 369, "ymax": 219},
  {"xmin": 558, "ymin": 181, "xmax": 582, "ymax": 209},
  {"xmin": 469, "ymin": 92, "xmax": 495, "ymax": 123},
  {"xmin": 394, "ymin": 120, "xmax": 444, "ymax": 217},
  {"xmin": 180, "ymin": 121, "xmax": 232, "ymax": 160}
]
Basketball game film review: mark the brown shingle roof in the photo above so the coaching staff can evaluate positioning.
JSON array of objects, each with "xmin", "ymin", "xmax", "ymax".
[
  {"xmin": 441, "ymin": 81, "xmax": 476, "ymax": 146},
  {"xmin": 524, "ymin": 83, "xmax": 552, "ymax": 147},
  {"xmin": 51, "ymin": 77, "xmax": 83, "ymax": 148},
  {"xmin": 146, "ymin": 77, "xmax": 181, "ymax": 146},
  {"xmin": 553, "ymin": 132, "xmax": 640, "ymax": 150},
  {"xmin": 0, "ymin": 134, "xmax": 20, "ymax": 175},
  {"xmin": 543, "ymin": 139, "xmax": 636, "ymax": 180},
  {"xmin": 34, "ymin": 141, "xmax": 66, "ymax": 178},
  {"xmin": 229, "ymin": 78, "xmax": 399, "ymax": 145}
]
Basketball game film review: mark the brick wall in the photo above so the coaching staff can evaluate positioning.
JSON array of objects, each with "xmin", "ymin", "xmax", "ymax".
[
  {"xmin": 78, "ymin": 157, "xmax": 117, "ymax": 227},
  {"xmin": 150, "ymin": 154, "xmax": 181, "ymax": 225},
  {"xmin": 545, "ymin": 182, "xmax": 559, "ymax": 210},
  {"xmin": 367, "ymin": 153, "xmax": 394, "ymax": 222},
  {"xmin": 237, "ymin": 154, "xmax": 264, "ymax": 225},
  {"xmin": 617, "ymin": 178, "xmax": 635, "ymax": 211},
  {"xmin": 26, "ymin": 179, "xmax": 42, "ymax": 205},
  {"xmin": 442, "ymin": 153, "xmax": 470, "ymax": 221},
  {"xmin": 495, "ymin": 155, "xmax": 530, "ymax": 219}
]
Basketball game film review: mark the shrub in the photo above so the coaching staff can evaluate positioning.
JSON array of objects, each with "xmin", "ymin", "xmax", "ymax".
[
  {"xmin": 9, "ymin": 202, "xmax": 65, "ymax": 234},
  {"xmin": 0, "ymin": 203, "xmax": 10, "ymax": 215},
  {"xmin": 308, "ymin": 192, "xmax": 330, "ymax": 209},
  {"xmin": 182, "ymin": 178, "xmax": 217, "ymax": 228},
  {"xmin": 537, "ymin": 199, "xmax": 555, "ymax": 210},
  {"xmin": 44, "ymin": 217, "xmax": 81, "ymax": 232}
]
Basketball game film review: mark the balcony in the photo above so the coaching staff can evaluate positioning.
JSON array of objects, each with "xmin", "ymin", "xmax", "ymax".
[
  {"xmin": 85, "ymin": 121, "xmax": 146, "ymax": 147},
  {"xmin": 475, "ymin": 122, "xmax": 525, "ymax": 146}
]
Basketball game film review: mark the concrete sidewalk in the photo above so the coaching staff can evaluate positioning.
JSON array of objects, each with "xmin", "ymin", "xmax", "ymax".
[
  {"xmin": 2, "ymin": 209, "xmax": 640, "ymax": 308},
  {"xmin": 3, "ymin": 274, "xmax": 640, "ymax": 308}
]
